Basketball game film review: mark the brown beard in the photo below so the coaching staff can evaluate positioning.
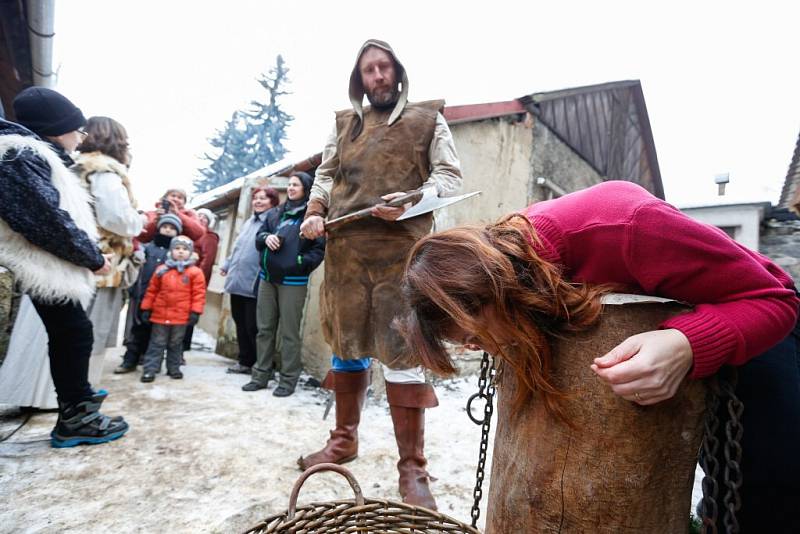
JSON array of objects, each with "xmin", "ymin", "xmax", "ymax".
[{"xmin": 366, "ymin": 84, "xmax": 399, "ymax": 109}]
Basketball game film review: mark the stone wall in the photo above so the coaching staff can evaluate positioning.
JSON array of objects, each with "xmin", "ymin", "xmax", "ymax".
[
  {"xmin": 529, "ymin": 118, "xmax": 605, "ymax": 202},
  {"xmin": 760, "ymin": 219, "xmax": 800, "ymax": 286}
]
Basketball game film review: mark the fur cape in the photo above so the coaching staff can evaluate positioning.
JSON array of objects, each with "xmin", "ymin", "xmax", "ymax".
[
  {"xmin": 73, "ymin": 151, "xmax": 138, "ymax": 288},
  {"xmin": 0, "ymin": 134, "xmax": 99, "ymax": 305}
]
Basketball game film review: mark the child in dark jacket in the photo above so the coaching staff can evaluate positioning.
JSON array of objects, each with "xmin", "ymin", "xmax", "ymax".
[
  {"xmin": 116, "ymin": 214, "xmax": 182, "ymax": 373},
  {"xmin": 139, "ymin": 235, "xmax": 206, "ymax": 382}
]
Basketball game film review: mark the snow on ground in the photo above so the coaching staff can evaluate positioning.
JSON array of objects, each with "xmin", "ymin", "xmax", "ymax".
[
  {"xmin": 0, "ymin": 332, "xmax": 490, "ymax": 533},
  {"xmin": 0, "ymin": 329, "xmax": 704, "ymax": 533}
]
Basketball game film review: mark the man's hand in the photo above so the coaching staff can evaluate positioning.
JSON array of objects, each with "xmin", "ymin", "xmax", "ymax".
[
  {"xmin": 590, "ymin": 328, "xmax": 694, "ymax": 406},
  {"xmin": 370, "ymin": 192, "xmax": 412, "ymax": 221},
  {"xmin": 188, "ymin": 312, "xmax": 200, "ymax": 326},
  {"xmin": 265, "ymin": 234, "xmax": 282, "ymax": 251},
  {"xmin": 141, "ymin": 310, "xmax": 152, "ymax": 323},
  {"xmin": 300, "ymin": 215, "xmax": 325, "ymax": 240},
  {"xmin": 94, "ymin": 254, "xmax": 112, "ymax": 275}
]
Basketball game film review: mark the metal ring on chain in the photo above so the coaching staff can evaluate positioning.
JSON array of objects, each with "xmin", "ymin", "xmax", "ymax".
[{"xmin": 466, "ymin": 392, "xmax": 490, "ymax": 425}]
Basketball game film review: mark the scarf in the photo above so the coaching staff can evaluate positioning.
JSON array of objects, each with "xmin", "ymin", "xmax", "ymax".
[
  {"xmin": 162, "ymin": 257, "xmax": 195, "ymax": 274},
  {"xmin": 281, "ymin": 198, "xmax": 307, "ymax": 218}
]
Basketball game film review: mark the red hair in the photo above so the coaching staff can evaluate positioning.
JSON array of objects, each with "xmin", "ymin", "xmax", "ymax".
[
  {"xmin": 251, "ymin": 186, "xmax": 279, "ymax": 209},
  {"xmin": 402, "ymin": 213, "xmax": 607, "ymax": 419}
]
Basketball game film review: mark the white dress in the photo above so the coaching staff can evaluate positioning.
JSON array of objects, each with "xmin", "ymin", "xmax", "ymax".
[
  {"xmin": 0, "ymin": 295, "xmax": 109, "ymax": 409},
  {"xmin": 0, "ymin": 296, "xmax": 57, "ymax": 408}
]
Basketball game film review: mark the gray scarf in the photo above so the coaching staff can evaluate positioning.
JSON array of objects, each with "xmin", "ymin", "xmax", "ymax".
[{"xmin": 162, "ymin": 257, "xmax": 195, "ymax": 274}]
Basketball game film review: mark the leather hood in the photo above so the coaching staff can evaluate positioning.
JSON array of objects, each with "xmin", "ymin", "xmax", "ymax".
[{"xmin": 348, "ymin": 39, "xmax": 409, "ymax": 139}]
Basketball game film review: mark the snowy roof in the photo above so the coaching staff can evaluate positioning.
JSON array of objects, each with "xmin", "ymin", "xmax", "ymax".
[
  {"xmin": 678, "ymin": 201, "xmax": 771, "ymax": 211},
  {"xmin": 190, "ymin": 152, "xmax": 322, "ymax": 210}
]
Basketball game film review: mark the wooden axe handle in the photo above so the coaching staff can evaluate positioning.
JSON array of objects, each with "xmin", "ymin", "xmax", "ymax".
[{"xmin": 323, "ymin": 190, "xmax": 423, "ymax": 232}]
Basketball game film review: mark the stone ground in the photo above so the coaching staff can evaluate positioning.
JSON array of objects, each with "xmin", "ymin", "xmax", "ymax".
[{"xmin": 0, "ymin": 333, "xmax": 490, "ymax": 533}]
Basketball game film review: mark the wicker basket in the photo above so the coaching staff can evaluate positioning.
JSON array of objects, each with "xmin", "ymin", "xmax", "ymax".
[{"xmin": 244, "ymin": 463, "xmax": 480, "ymax": 533}]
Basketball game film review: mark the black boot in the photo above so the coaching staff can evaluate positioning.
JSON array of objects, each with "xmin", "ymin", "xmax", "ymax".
[
  {"xmin": 115, "ymin": 349, "xmax": 140, "ymax": 373},
  {"xmin": 51, "ymin": 395, "xmax": 129, "ymax": 448}
]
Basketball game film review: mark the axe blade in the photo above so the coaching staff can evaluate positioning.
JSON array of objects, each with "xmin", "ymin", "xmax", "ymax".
[{"xmin": 396, "ymin": 189, "xmax": 482, "ymax": 221}]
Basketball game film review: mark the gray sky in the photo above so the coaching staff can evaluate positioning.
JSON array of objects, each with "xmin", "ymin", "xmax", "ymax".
[{"xmin": 54, "ymin": 0, "xmax": 800, "ymax": 209}]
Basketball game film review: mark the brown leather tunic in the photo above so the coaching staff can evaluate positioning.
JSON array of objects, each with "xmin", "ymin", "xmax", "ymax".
[{"xmin": 320, "ymin": 100, "xmax": 443, "ymax": 368}]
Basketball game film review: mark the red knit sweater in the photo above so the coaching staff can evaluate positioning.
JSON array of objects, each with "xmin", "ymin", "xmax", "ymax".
[{"xmin": 524, "ymin": 181, "xmax": 799, "ymax": 378}]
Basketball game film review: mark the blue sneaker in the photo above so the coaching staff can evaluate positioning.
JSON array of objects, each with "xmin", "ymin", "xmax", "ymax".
[{"xmin": 50, "ymin": 396, "xmax": 129, "ymax": 448}]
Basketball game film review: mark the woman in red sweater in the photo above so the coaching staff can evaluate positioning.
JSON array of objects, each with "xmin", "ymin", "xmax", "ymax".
[{"xmin": 402, "ymin": 181, "xmax": 799, "ymax": 532}]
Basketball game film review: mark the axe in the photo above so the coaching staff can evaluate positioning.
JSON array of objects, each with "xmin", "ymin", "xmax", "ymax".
[{"xmin": 323, "ymin": 188, "xmax": 481, "ymax": 232}]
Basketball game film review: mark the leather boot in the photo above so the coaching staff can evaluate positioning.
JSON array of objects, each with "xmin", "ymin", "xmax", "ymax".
[
  {"xmin": 386, "ymin": 381, "xmax": 439, "ymax": 510},
  {"xmin": 298, "ymin": 369, "xmax": 369, "ymax": 470}
]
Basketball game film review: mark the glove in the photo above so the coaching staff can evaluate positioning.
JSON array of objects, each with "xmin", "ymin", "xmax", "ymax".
[
  {"xmin": 188, "ymin": 312, "xmax": 200, "ymax": 326},
  {"xmin": 141, "ymin": 310, "xmax": 152, "ymax": 323}
]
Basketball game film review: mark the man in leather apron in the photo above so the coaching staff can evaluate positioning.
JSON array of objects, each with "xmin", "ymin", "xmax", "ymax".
[{"xmin": 298, "ymin": 39, "xmax": 462, "ymax": 510}]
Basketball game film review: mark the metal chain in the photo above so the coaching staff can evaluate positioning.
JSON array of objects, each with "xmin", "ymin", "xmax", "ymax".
[
  {"xmin": 700, "ymin": 370, "xmax": 744, "ymax": 534},
  {"xmin": 699, "ymin": 391, "xmax": 721, "ymax": 534},
  {"xmin": 466, "ymin": 351, "xmax": 496, "ymax": 528},
  {"xmin": 720, "ymin": 378, "xmax": 744, "ymax": 534}
]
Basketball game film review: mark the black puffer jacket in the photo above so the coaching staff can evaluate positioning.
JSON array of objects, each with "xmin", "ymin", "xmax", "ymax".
[
  {"xmin": 0, "ymin": 119, "xmax": 103, "ymax": 271},
  {"xmin": 129, "ymin": 233, "xmax": 172, "ymax": 300},
  {"xmin": 255, "ymin": 202, "xmax": 325, "ymax": 286}
]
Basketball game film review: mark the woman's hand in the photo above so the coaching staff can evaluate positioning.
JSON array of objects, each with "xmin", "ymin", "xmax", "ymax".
[
  {"xmin": 265, "ymin": 234, "xmax": 281, "ymax": 251},
  {"xmin": 590, "ymin": 329, "xmax": 693, "ymax": 405}
]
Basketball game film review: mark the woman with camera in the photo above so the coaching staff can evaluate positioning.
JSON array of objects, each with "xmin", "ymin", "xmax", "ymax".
[{"xmin": 137, "ymin": 188, "xmax": 206, "ymax": 243}]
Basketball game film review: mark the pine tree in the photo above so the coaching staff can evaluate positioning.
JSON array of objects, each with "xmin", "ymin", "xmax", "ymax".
[
  {"xmin": 194, "ymin": 55, "xmax": 293, "ymax": 193},
  {"xmin": 243, "ymin": 55, "xmax": 292, "ymax": 169}
]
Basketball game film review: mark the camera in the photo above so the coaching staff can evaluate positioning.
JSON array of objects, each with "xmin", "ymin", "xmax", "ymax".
[{"xmin": 161, "ymin": 198, "xmax": 171, "ymax": 211}]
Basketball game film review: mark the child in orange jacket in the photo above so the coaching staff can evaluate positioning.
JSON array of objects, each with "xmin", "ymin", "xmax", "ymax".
[{"xmin": 140, "ymin": 235, "xmax": 206, "ymax": 382}]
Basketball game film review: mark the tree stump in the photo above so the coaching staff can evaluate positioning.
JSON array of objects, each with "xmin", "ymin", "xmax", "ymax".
[{"xmin": 485, "ymin": 297, "xmax": 707, "ymax": 533}]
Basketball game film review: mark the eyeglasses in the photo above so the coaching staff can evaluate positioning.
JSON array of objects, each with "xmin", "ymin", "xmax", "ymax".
[{"xmin": 77, "ymin": 128, "xmax": 88, "ymax": 137}]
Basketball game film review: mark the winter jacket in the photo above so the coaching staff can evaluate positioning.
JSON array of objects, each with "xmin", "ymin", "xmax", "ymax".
[
  {"xmin": 222, "ymin": 209, "xmax": 270, "ymax": 297},
  {"xmin": 256, "ymin": 202, "xmax": 325, "ymax": 286},
  {"xmin": 194, "ymin": 231, "xmax": 219, "ymax": 288},
  {"xmin": 525, "ymin": 181, "xmax": 800, "ymax": 379},
  {"xmin": 141, "ymin": 263, "xmax": 206, "ymax": 325},
  {"xmin": 129, "ymin": 234, "xmax": 172, "ymax": 300},
  {"xmin": 0, "ymin": 119, "xmax": 103, "ymax": 305},
  {"xmin": 138, "ymin": 204, "xmax": 206, "ymax": 242}
]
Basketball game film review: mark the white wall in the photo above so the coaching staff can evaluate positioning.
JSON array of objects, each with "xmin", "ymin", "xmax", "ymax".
[{"xmin": 680, "ymin": 204, "xmax": 765, "ymax": 251}]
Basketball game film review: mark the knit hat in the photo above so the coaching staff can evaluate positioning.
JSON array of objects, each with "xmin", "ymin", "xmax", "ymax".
[
  {"xmin": 196, "ymin": 208, "xmax": 217, "ymax": 230},
  {"xmin": 291, "ymin": 171, "xmax": 314, "ymax": 200},
  {"xmin": 170, "ymin": 235, "xmax": 194, "ymax": 254},
  {"xmin": 13, "ymin": 87, "xmax": 87, "ymax": 137},
  {"xmin": 348, "ymin": 39, "xmax": 409, "ymax": 140},
  {"xmin": 157, "ymin": 213, "xmax": 182, "ymax": 233}
]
